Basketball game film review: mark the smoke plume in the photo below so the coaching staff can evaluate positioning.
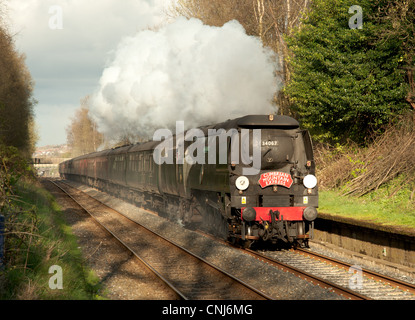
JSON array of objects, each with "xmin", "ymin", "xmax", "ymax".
[{"xmin": 90, "ymin": 17, "xmax": 279, "ymax": 141}]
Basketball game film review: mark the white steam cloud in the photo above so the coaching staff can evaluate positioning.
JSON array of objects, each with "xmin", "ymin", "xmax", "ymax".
[{"xmin": 90, "ymin": 17, "xmax": 279, "ymax": 140}]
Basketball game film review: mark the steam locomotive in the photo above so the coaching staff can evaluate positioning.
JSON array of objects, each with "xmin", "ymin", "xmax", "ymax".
[{"xmin": 59, "ymin": 114, "xmax": 318, "ymax": 247}]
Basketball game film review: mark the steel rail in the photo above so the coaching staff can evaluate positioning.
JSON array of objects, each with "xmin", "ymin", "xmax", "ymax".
[
  {"xmin": 244, "ymin": 248, "xmax": 370, "ymax": 300},
  {"xmin": 50, "ymin": 179, "xmax": 187, "ymax": 300},
  {"xmin": 196, "ymin": 229, "xmax": 370, "ymax": 300},
  {"xmin": 294, "ymin": 247, "xmax": 415, "ymax": 296},
  {"xmin": 51, "ymin": 179, "xmax": 273, "ymax": 300}
]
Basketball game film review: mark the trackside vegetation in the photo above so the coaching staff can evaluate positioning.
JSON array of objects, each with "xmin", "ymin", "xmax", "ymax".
[
  {"xmin": 319, "ymin": 188, "xmax": 415, "ymax": 230},
  {"xmin": 315, "ymin": 114, "xmax": 415, "ymax": 230},
  {"xmin": 0, "ymin": 144, "xmax": 103, "ymax": 299}
]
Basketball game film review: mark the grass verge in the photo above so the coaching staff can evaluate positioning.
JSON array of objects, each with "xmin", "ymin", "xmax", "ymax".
[
  {"xmin": 319, "ymin": 176, "xmax": 415, "ymax": 230},
  {"xmin": 0, "ymin": 179, "xmax": 104, "ymax": 300}
]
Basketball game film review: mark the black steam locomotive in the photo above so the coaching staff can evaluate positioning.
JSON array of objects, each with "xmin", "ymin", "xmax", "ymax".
[{"xmin": 59, "ymin": 115, "xmax": 318, "ymax": 247}]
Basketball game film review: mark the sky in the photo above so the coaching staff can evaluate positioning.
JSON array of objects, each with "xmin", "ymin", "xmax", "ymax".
[
  {"xmin": 6, "ymin": 0, "xmax": 169, "ymax": 146},
  {"xmin": 5, "ymin": 0, "xmax": 279, "ymax": 148}
]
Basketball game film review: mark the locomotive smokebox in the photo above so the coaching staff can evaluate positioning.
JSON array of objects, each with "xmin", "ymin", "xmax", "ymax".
[
  {"xmin": 260, "ymin": 132, "xmax": 294, "ymax": 170},
  {"xmin": 242, "ymin": 207, "xmax": 256, "ymax": 222}
]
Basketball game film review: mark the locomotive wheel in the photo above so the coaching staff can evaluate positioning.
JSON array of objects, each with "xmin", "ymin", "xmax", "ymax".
[
  {"xmin": 230, "ymin": 236, "xmax": 253, "ymax": 249},
  {"xmin": 242, "ymin": 239, "xmax": 253, "ymax": 248},
  {"xmin": 294, "ymin": 239, "xmax": 309, "ymax": 248}
]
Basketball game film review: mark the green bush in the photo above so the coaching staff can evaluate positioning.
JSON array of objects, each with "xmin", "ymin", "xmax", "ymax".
[{"xmin": 285, "ymin": 0, "xmax": 410, "ymax": 144}]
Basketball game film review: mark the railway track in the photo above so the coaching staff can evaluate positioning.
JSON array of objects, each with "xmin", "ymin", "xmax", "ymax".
[
  {"xmin": 198, "ymin": 230, "xmax": 415, "ymax": 300},
  {"xmin": 243, "ymin": 248, "xmax": 369, "ymax": 300},
  {"xmin": 293, "ymin": 247, "xmax": 415, "ymax": 298},
  {"xmin": 49, "ymin": 179, "xmax": 415, "ymax": 300},
  {"xmin": 199, "ymin": 231, "xmax": 369, "ymax": 300},
  {"xmin": 255, "ymin": 247, "xmax": 415, "ymax": 300},
  {"xmin": 50, "ymin": 180, "xmax": 272, "ymax": 300}
]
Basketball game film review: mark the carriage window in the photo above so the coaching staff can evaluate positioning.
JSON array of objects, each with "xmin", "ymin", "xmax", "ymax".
[
  {"xmin": 144, "ymin": 154, "xmax": 150, "ymax": 171},
  {"xmin": 129, "ymin": 154, "xmax": 135, "ymax": 172},
  {"xmin": 133, "ymin": 154, "xmax": 139, "ymax": 172},
  {"xmin": 138, "ymin": 154, "xmax": 143, "ymax": 172}
]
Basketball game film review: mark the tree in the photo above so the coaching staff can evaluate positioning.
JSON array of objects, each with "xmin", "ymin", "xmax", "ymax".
[
  {"xmin": 0, "ymin": 22, "xmax": 37, "ymax": 156},
  {"xmin": 372, "ymin": 0, "xmax": 415, "ymax": 110},
  {"xmin": 66, "ymin": 96, "xmax": 104, "ymax": 156},
  {"xmin": 284, "ymin": 0, "xmax": 410, "ymax": 143}
]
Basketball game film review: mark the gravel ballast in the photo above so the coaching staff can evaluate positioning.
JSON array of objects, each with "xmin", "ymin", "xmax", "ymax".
[
  {"xmin": 62, "ymin": 180, "xmax": 344, "ymax": 300},
  {"xmin": 42, "ymin": 179, "xmax": 181, "ymax": 300}
]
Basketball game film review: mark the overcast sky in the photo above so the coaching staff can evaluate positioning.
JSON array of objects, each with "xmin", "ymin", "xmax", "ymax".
[{"xmin": 6, "ymin": 0, "xmax": 169, "ymax": 147}]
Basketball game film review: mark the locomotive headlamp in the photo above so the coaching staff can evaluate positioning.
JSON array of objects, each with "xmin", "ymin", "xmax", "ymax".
[
  {"xmin": 236, "ymin": 176, "xmax": 249, "ymax": 191},
  {"xmin": 303, "ymin": 206, "xmax": 318, "ymax": 221},
  {"xmin": 303, "ymin": 174, "xmax": 317, "ymax": 189}
]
